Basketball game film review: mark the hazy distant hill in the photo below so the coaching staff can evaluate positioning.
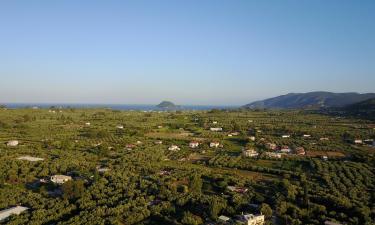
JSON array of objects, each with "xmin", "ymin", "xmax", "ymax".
[
  {"xmin": 323, "ymin": 97, "xmax": 375, "ymax": 120},
  {"xmin": 339, "ymin": 97, "xmax": 375, "ymax": 120},
  {"xmin": 156, "ymin": 101, "xmax": 180, "ymax": 110},
  {"xmin": 243, "ymin": 92, "xmax": 375, "ymax": 109},
  {"xmin": 345, "ymin": 97, "xmax": 375, "ymax": 110}
]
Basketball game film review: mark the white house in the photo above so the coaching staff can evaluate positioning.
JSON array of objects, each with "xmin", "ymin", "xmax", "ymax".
[
  {"xmin": 212, "ymin": 121, "xmax": 218, "ymax": 124},
  {"xmin": 294, "ymin": 147, "xmax": 306, "ymax": 155},
  {"xmin": 0, "ymin": 206, "xmax": 29, "ymax": 222},
  {"xmin": 227, "ymin": 186, "xmax": 248, "ymax": 193},
  {"xmin": 282, "ymin": 135, "xmax": 290, "ymax": 138},
  {"xmin": 17, "ymin": 156, "xmax": 44, "ymax": 162},
  {"xmin": 238, "ymin": 214, "xmax": 265, "ymax": 225},
  {"xmin": 242, "ymin": 148, "xmax": 259, "ymax": 157},
  {"xmin": 189, "ymin": 141, "xmax": 199, "ymax": 148},
  {"xmin": 303, "ymin": 134, "xmax": 311, "ymax": 138},
  {"xmin": 85, "ymin": 122, "xmax": 91, "ymax": 126},
  {"xmin": 125, "ymin": 144, "xmax": 136, "ymax": 150},
  {"xmin": 265, "ymin": 143, "xmax": 277, "ymax": 150},
  {"xmin": 116, "ymin": 125, "xmax": 124, "ymax": 129},
  {"xmin": 210, "ymin": 127, "xmax": 223, "ymax": 132},
  {"xmin": 210, "ymin": 142, "xmax": 220, "ymax": 148},
  {"xmin": 96, "ymin": 167, "xmax": 110, "ymax": 173},
  {"xmin": 320, "ymin": 137, "xmax": 329, "ymax": 141},
  {"xmin": 264, "ymin": 152, "xmax": 282, "ymax": 159},
  {"xmin": 168, "ymin": 145, "xmax": 180, "ymax": 151},
  {"xmin": 280, "ymin": 146, "xmax": 291, "ymax": 153},
  {"xmin": 154, "ymin": 140, "xmax": 163, "ymax": 145},
  {"xmin": 50, "ymin": 175, "xmax": 72, "ymax": 184},
  {"xmin": 218, "ymin": 215, "xmax": 231, "ymax": 223},
  {"xmin": 7, "ymin": 140, "xmax": 19, "ymax": 147},
  {"xmin": 354, "ymin": 139, "xmax": 363, "ymax": 144},
  {"xmin": 248, "ymin": 136, "xmax": 256, "ymax": 141}
]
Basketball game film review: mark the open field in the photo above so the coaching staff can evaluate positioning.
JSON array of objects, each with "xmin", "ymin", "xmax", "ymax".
[
  {"xmin": 305, "ymin": 150, "xmax": 346, "ymax": 157},
  {"xmin": 0, "ymin": 108, "xmax": 374, "ymax": 225}
]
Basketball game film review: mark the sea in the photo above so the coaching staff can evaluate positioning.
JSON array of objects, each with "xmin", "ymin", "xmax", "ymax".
[{"xmin": 2, "ymin": 103, "xmax": 237, "ymax": 111}]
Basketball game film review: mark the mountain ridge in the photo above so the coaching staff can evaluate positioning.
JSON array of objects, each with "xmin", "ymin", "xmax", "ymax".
[{"xmin": 243, "ymin": 91, "xmax": 375, "ymax": 109}]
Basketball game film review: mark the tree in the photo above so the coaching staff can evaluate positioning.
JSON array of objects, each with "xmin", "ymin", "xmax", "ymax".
[
  {"xmin": 209, "ymin": 196, "xmax": 226, "ymax": 219},
  {"xmin": 62, "ymin": 180, "xmax": 85, "ymax": 200},
  {"xmin": 189, "ymin": 175, "xmax": 202, "ymax": 194},
  {"xmin": 181, "ymin": 211, "xmax": 203, "ymax": 225},
  {"xmin": 260, "ymin": 203, "xmax": 273, "ymax": 219}
]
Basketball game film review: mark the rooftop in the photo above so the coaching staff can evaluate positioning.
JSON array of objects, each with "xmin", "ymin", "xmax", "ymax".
[
  {"xmin": 17, "ymin": 156, "xmax": 44, "ymax": 162},
  {"xmin": 0, "ymin": 206, "xmax": 29, "ymax": 221}
]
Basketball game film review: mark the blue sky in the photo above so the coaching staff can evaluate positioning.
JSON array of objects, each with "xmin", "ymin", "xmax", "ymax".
[{"xmin": 0, "ymin": 0, "xmax": 374, "ymax": 105}]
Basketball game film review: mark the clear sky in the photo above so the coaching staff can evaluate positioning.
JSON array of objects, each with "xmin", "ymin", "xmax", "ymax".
[{"xmin": 1, "ymin": 0, "xmax": 374, "ymax": 105}]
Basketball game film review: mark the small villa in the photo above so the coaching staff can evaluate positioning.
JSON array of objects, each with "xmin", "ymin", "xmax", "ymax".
[
  {"xmin": 85, "ymin": 122, "xmax": 91, "ymax": 126},
  {"xmin": 158, "ymin": 170, "xmax": 171, "ymax": 176},
  {"xmin": 50, "ymin": 175, "xmax": 72, "ymax": 184},
  {"xmin": 116, "ymin": 125, "xmax": 124, "ymax": 129},
  {"xmin": 125, "ymin": 144, "xmax": 136, "ymax": 150},
  {"xmin": 280, "ymin": 146, "xmax": 291, "ymax": 153},
  {"xmin": 248, "ymin": 136, "xmax": 256, "ymax": 141},
  {"xmin": 189, "ymin": 141, "xmax": 199, "ymax": 148},
  {"xmin": 303, "ymin": 134, "xmax": 311, "ymax": 138},
  {"xmin": 264, "ymin": 152, "xmax": 282, "ymax": 159},
  {"xmin": 17, "ymin": 156, "xmax": 44, "ymax": 162},
  {"xmin": 227, "ymin": 186, "xmax": 248, "ymax": 194},
  {"xmin": 210, "ymin": 127, "xmax": 223, "ymax": 132},
  {"xmin": 218, "ymin": 215, "xmax": 231, "ymax": 223},
  {"xmin": 354, "ymin": 139, "xmax": 363, "ymax": 144},
  {"xmin": 320, "ymin": 137, "xmax": 329, "ymax": 141},
  {"xmin": 7, "ymin": 140, "xmax": 19, "ymax": 147},
  {"xmin": 154, "ymin": 140, "xmax": 163, "ymax": 145},
  {"xmin": 265, "ymin": 142, "xmax": 277, "ymax": 150},
  {"xmin": 210, "ymin": 142, "xmax": 220, "ymax": 148},
  {"xmin": 0, "ymin": 206, "xmax": 29, "ymax": 222},
  {"xmin": 281, "ymin": 135, "xmax": 290, "ymax": 138},
  {"xmin": 324, "ymin": 221, "xmax": 343, "ymax": 225},
  {"xmin": 96, "ymin": 166, "xmax": 110, "ymax": 173},
  {"xmin": 242, "ymin": 148, "xmax": 259, "ymax": 157},
  {"xmin": 238, "ymin": 214, "xmax": 265, "ymax": 225},
  {"xmin": 295, "ymin": 147, "xmax": 306, "ymax": 155},
  {"xmin": 168, "ymin": 145, "xmax": 180, "ymax": 151},
  {"xmin": 364, "ymin": 139, "xmax": 373, "ymax": 145}
]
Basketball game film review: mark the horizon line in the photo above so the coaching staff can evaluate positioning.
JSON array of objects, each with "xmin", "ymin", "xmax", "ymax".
[{"xmin": 0, "ymin": 102, "xmax": 241, "ymax": 107}]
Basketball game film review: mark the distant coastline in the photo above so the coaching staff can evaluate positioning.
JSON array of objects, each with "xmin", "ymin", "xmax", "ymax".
[{"xmin": 1, "ymin": 103, "xmax": 236, "ymax": 111}]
